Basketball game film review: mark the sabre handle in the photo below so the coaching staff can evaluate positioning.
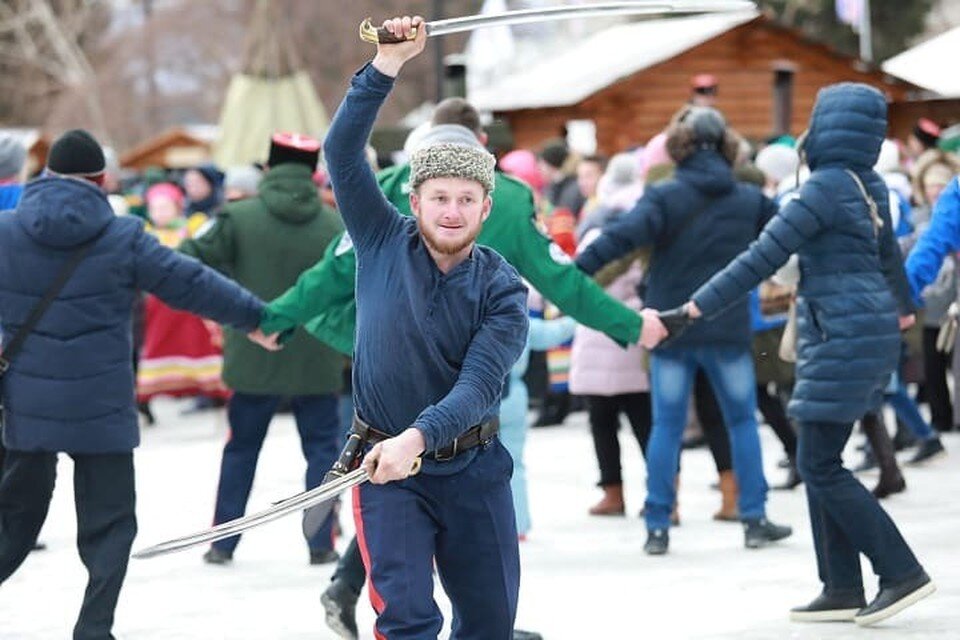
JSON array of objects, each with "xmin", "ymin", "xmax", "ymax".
[
  {"xmin": 359, "ymin": 18, "xmax": 419, "ymax": 44},
  {"xmin": 330, "ymin": 432, "xmax": 365, "ymax": 475}
]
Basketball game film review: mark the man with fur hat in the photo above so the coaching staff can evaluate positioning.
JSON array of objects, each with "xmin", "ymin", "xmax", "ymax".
[
  {"xmin": 179, "ymin": 132, "xmax": 345, "ymax": 567},
  {"xmin": 265, "ymin": 18, "xmax": 527, "ymax": 638},
  {"xmin": 254, "ymin": 16, "xmax": 660, "ymax": 639},
  {"xmin": 576, "ymin": 105, "xmax": 792, "ymax": 555},
  {"xmin": 0, "ymin": 129, "xmax": 266, "ymax": 640}
]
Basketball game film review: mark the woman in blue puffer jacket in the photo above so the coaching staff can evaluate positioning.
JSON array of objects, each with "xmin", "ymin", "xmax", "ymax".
[{"xmin": 686, "ymin": 84, "xmax": 933, "ymax": 627}]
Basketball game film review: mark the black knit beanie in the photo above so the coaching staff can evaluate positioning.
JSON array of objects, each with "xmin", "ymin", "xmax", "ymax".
[{"xmin": 47, "ymin": 129, "xmax": 106, "ymax": 176}]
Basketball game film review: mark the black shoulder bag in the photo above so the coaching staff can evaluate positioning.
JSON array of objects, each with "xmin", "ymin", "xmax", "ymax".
[{"xmin": 0, "ymin": 238, "xmax": 100, "ymax": 430}]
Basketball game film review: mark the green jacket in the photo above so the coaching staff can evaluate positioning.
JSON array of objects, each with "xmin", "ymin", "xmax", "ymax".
[
  {"xmin": 262, "ymin": 165, "xmax": 642, "ymax": 354},
  {"xmin": 180, "ymin": 163, "xmax": 345, "ymax": 394}
]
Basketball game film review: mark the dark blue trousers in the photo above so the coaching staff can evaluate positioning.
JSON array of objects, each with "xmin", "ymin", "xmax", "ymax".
[
  {"xmin": 797, "ymin": 421, "xmax": 923, "ymax": 595},
  {"xmin": 212, "ymin": 392, "xmax": 340, "ymax": 554},
  {"xmin": 0, "ymin": 450, "xmax": 136, "ymax": 640},
  {"xmin": 354, "ymin": 440, "xmax": 519, "ymax": 640}
]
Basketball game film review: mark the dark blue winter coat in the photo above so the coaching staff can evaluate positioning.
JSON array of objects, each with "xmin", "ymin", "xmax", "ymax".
[
  {"xmin": 692, "ymin": 83, "xmax": 914, "ymax": 424},
  {"xmin": 0, "ymin": 176, "xmax": 264, "ymax": 453},
  {"xmin": 576, "ymin": 149, "xmax": 777, "ymax": 349}
]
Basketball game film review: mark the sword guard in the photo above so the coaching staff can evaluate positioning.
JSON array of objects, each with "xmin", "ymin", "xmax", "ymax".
[{"xmin": 359, "ymin": 18, "xmax": 419, "ymax": 44}]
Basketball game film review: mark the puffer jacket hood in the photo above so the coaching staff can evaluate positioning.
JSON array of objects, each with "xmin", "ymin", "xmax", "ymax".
[
  {"xmin": 257, "ymin": 163, "xmax": 322, "ymax": 225},
  {"xmin": 803, "ymin": 83, "xmax": 887, "ymax": 171},
  {"xmin": 16, "ymin": 176, "xmax": 114, "ymax": 248}
]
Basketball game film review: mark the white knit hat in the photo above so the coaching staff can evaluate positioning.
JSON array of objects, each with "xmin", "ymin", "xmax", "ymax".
[{"xmin": 756, "ymin": 144, "xmax": 800, "ymax": 183}]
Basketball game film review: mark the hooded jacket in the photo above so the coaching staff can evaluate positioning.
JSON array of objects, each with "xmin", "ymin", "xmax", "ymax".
[
  {"xmin": 576, "ymin": 148, "xmax": 777, "ymax": 349},
  {"xmin": 0, "ymin": 176, "xmax": 263, "ymax": 453},
  {"xmin": 179, "ymin": 162, "xmax": 345, "ymax": 394},
  {"xmin": 693, "ymin": 83, "xmax": 914, "ymax": 423}
]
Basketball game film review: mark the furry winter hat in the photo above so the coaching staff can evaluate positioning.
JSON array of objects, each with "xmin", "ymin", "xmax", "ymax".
[
  {"xmin": 665, "ymin": 106, "xmax": 740, "ymax": 166},
  {"xmin": 409, "ymin": 142, "xmax": 496, "ymax": 194}
]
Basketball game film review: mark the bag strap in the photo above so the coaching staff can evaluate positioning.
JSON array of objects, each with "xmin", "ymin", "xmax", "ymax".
[
  {"xmin": 844, "ymin": 169, "xmax": 883, "ymax": 237},
  {"xmin": 0, "ymin": 235, "xmax": 101, "ymax": 376}
]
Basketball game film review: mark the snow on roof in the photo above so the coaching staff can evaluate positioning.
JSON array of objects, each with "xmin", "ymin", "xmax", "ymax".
[
  {"xmin": 882, "ymin": 26, "xmax": 960, "ymax": 98},
  {"xmin": 468, "ymin": 10, "xmax": 758, "ymax": 111}
]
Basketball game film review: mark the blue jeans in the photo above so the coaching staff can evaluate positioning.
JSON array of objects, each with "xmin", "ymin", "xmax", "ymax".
[
  {"xmin": 797, "ymin": 421, "xmax": 922, "ymax": 593},
  {"xmin": 646, "ymin": 346, "xmax": 768, "ymax": 529},
  {"xmin": 884, "ymin": 372, "xmax": 937, "ymax": 441},
  {"xmin": 212, "ymin": 392, "xmax": 340, "ymax": 554}
]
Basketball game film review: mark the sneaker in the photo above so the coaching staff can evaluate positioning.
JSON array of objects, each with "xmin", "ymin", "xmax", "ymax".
[
  {"xmin": 321, "ymin": 578, "xmax": 360, "ymax": 640},
  {"xmin": 907, "ymin": 438, "xmax": 946, "ymax": 466},
  {"xmin": 310, "ymin": 548, "xmax": 340, "ymax": 565},
  {"xmin": 644, "ymin": 529, "xmax": 669, "ymax": 555},
  {"xmin": 854, "ymin": 571, "xmax": 935, "ymax": 626},
  {"xmin": 512, "ymin": 631, "xmax": 544, "ymax": 640},
  {"xmin": 743, "ymin": 518, "xmax": 792, "ymax": 549},
  {"xmin": 790, "ymin": 589, "xmax": 866, "ymax": 622},
  {"xmin": 202, "ymin": 547, "xmax": 233, "ymax": 565}
]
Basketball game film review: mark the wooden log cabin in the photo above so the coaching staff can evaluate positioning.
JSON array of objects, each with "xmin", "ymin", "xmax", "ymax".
[{"xmin": 469, "ymin": 12, "xmax": 925, "ymax": 154}]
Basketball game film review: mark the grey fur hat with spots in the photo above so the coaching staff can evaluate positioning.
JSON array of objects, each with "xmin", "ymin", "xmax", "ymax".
[{"xmin": 409, "ymin": 142, "xmax": 496, "ymax": 194}]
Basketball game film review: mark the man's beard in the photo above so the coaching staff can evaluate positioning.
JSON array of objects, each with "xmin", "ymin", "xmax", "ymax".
[{"xmin": 418, "ymin": 220, "xmax": 481, "ymax": 256}]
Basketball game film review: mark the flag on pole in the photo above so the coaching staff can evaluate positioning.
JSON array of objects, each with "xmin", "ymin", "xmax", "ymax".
[{"xmin": 836, "ymin": 0, "xmax": 863, "ymax": 30}]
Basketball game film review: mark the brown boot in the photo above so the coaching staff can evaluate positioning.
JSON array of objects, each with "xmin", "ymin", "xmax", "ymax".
[
  {"xmin": 862, "ymin": 412, "xmax": 906, "ymax": 499},
  {"xmin": 713, "ymin": 470, "xmax": 739, "ymax": 522},
  {"xmin": 589, "ymin": 484, "xmax": 625, "ymax": 516}
]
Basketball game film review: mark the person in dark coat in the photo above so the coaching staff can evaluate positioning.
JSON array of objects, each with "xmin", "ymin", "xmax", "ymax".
[
  {"xmin": 576, "ymin": 105, "xmax": 791, "ymax": 556},
  {"xmin": 686, "ymin": 83, "xmax": 934, "ymax": 626},
  {"xmin": 0, "ymin": 129, "xmax": 265, "ymax": 640}
]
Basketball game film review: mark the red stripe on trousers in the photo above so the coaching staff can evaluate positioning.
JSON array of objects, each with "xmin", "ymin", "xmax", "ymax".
[{"xmin": 353, "ymin": 484, "xmax": 388, "ymax": 640}]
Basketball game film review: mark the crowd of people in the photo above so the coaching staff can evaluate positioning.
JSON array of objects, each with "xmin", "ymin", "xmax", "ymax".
[{"xmin": 1, "ymin": 12, "xmax": 958, "ymax": 640}]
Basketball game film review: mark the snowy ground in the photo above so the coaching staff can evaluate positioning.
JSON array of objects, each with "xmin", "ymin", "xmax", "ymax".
[{"xmin": 1, "ymin": 397, "xmax": 957, "ymax": 639}]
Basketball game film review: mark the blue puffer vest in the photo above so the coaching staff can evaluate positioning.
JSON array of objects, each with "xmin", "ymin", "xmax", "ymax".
[
  {"xmin": 0, "ymin": 176, "xmax": 263, "ymax": 453},
  {"xmin": 693, "ymin": 83, "xmax": 914, "ymax": 423}
]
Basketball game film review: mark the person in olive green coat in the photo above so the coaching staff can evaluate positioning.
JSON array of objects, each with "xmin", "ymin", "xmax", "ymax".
[{"xmin": 179, "ymin": 134, "xmax": 345, "ymax": 566}]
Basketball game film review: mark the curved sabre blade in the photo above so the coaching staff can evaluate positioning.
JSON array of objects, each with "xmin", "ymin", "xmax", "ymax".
[{"xmin": 132, "ymin": 467, "xmax": 369, "ymax": 559}]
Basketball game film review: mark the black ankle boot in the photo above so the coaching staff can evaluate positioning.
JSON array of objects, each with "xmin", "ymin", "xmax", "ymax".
[{"xmin": 322, "ymin": 578, "xmax": 360, "ymax": 640}]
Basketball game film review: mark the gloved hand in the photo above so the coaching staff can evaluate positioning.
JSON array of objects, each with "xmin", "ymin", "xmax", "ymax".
[{"xmin": 657, "ymin": 305, "xmax": 697, "ymax": 346}]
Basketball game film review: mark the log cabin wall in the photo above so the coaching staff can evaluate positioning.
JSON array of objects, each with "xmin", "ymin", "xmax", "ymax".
[{"xmin": 496, "ymin": 18, "xmax": 915, "ymax": 156}]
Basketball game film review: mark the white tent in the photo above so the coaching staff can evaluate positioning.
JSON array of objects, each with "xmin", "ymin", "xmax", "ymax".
[
  {"xmin": 882, "ymin": 27, "xmax": 960, "ymax": 98},
  {"xmin": 212, "ymin": 0, "xmax": 328, "ymax": 168}
]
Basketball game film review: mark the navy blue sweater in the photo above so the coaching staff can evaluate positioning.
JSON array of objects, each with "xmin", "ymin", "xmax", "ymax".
[
  {"xmin": 0, "ymin": 176, "xmax": 264, "ymax": 453},
  {"xmin": 324, "ymin": 63, "xmax": 528, "ymax": 475},
  {"xmin": 576, "ymin": 150, "xmax": 777, "ymax": 349}
]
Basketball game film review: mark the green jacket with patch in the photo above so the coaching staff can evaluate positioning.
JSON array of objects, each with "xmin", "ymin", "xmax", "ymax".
[
  {"xmin": 180, "ymin": 162, "xmax": 345, "ymax": 394},
  {"xmin": 262, "ymin": 165, "xmax": 642, "ymax": 354}
]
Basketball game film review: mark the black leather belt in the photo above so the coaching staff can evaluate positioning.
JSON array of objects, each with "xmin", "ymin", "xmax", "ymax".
[{"xmin": 351, "ymin": 413, "xmax": 500, "ymax": 462}]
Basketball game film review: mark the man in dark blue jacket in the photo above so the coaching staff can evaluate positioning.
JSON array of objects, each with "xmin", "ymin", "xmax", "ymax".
[
  {"xmin": 0, "ymin": 129, "xmax": 265, "ymax": 640},
  {"xmin": 576, "ymin": 106, "xmax": 792, "ymax": 555}
]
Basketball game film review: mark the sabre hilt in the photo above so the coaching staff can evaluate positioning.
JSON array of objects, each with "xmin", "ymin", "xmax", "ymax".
[
  {"xmin": 359, "ymin": 18, "xmax": 420, "ymax": 44},
  {"xmin": 657, "ymin": 305, "xmax": 697, "ymax": 346}
]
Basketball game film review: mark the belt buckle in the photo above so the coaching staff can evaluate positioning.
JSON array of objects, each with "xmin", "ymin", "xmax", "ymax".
[{"xmin": 434, "ymin": 436, "xmax": 459, "ymax": 462}]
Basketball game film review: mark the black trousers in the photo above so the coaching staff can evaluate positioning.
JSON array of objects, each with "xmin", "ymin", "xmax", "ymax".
[
  {"xmin": 0, "ymin": 450, "xmax": 136, "ymax": 640},
  {"xmin": 585, "ymin": 392, "xmax": 652, "ymax": 486},
  {"xmin": 922, "ymin": 326, "xmax": 953, "ymax": 431},
  {"xmin": 756, "ymin": 383, "xmax": 798, "ymax": 457}
]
